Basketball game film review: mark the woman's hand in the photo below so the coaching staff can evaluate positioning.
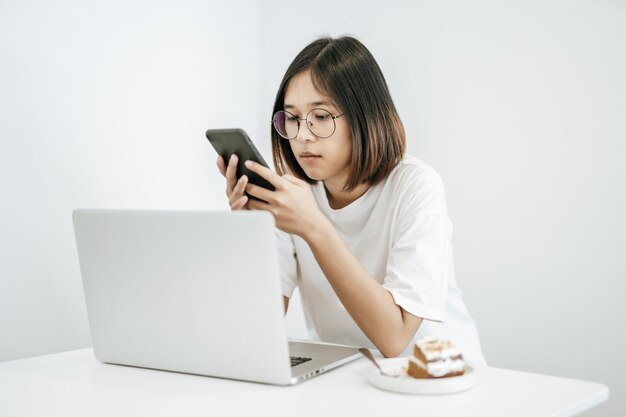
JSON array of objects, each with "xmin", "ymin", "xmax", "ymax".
[
  {"xmin": 243, "ymin": 160, "xmax": 328, "ymax": 239},
  {"xmin": 216, "ymin": 154, "xmax": 249, "ymax": 210}
]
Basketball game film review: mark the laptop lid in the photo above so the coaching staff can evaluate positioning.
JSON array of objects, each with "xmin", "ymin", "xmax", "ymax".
[{"xmin": 73, "ymin": 209, "xmax": 294, "ymax": 385}]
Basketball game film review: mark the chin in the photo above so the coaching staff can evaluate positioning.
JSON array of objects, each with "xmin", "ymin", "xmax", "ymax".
[
  {"xmin": 305, "ymin": 173, "xmax": 325, "ymax": 181},
  {"xmin": 301, "ymin": 169, "xmax": 326, "ymax": 182}
]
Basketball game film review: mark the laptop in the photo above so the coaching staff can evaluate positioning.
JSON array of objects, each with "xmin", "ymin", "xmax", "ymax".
[{"xmin": 72, "ymin": 209, "xmax": 360, "ymax": 385}]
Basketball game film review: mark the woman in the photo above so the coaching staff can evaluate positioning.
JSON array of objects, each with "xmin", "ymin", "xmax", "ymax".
[{"xmin": 216, "ymin": 35, "xmax": 486, "ymax": 364}]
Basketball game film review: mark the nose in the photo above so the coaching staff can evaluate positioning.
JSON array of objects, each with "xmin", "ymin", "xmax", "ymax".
[{"xmin": 295, "ymin": 119, "xmax": 317, "ymax": 143}]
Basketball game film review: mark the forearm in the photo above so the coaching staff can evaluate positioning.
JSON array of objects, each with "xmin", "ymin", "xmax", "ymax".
[{"xmin": 304, "ymin": 218, "xmax": 421, "ymax": 357}]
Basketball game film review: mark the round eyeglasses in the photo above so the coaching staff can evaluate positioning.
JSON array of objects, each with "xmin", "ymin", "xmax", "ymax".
[{"xmin": 272, "ymin": 108, "xmax": 345, "ymax": 140}]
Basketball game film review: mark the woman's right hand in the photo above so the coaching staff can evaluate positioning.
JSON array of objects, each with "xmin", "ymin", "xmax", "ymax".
[{"xmin": 216, "ymin": 154, "xmax": 249, "ymax": 210}]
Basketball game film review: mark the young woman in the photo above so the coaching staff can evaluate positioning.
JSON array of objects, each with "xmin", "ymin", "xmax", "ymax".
[{"xmin": 216, "ymin": 36, "xmax": 486, "ymax": 364}]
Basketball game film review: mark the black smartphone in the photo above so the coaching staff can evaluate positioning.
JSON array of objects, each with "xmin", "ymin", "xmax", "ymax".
[{"xmin": 205, "ymin": 128, "xmax": 275, "ymax": 191}]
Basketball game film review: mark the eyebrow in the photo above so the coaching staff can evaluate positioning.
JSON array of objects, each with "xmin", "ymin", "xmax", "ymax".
[{"xmin": 284, "ymin": 101, "xmax": 331, "ymax": 110}]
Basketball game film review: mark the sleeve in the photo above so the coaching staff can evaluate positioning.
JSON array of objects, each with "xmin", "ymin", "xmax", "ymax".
[
  {"xmin": 382, "ymin": 170, "xmax": 452, "ymax": 322},
  {"xmin": 275, "ymin": 227, "xmax": 298, "ymax": 298}
]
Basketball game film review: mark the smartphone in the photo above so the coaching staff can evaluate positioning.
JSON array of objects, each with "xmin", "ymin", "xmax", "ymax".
[{"xmin": 205, "ymin": 128, "xmax": 275, "ymax": 191}]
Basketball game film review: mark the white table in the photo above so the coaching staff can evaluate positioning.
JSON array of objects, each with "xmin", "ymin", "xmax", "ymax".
[{"xmin": 0, "ymin": 348, "xmax": 608, "ymax": 417}]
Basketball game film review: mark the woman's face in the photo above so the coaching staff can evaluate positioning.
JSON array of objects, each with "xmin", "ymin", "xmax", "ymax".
[{"xmin": 283, "ymin": 71, "xmax": 352, "ymax": 188}]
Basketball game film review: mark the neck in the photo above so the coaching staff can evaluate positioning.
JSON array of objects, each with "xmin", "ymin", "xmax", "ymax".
[{"xmin": 323, "ymin": 179, "xmax": 370, "ymax": 210}]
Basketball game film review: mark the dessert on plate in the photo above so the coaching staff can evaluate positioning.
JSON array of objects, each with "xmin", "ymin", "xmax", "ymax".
[{"xmin": 407, "ymin": 336, "xmax": 465, "ymax": 378}]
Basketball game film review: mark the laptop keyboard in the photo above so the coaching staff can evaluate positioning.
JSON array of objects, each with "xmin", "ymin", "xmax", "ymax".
[{"xmin": 290, "ymin": 356, "xmax": 313, "ymax": 367}]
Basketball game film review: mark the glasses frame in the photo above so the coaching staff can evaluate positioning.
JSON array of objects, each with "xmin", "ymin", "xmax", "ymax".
[{"xmin": 272, "ymin": 108, "xmax": 345, "ymax": 140}]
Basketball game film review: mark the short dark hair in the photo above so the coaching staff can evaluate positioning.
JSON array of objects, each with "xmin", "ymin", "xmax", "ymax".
[{"xmin": 271, "ymin": 35, "xmax": 406, "ymax": 191}]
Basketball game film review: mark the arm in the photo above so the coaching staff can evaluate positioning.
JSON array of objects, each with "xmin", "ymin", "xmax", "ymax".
[
  {"xmin": 244, "ymin": 162, "xmax": 422, "ymax": 357},
  {"xmin": 216, "ymin": 156, "xmax": 296, "ymax": 318},
  {"xmin": 305, "ymin": 217, "xmax": 422, "ymax": 357}
]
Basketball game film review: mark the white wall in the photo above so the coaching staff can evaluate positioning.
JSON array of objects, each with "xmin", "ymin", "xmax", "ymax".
[
  {"xmin": 0, "ymin": 0, "xmax": 259, "ymax": 361},
  {"xmin": 260, "ymin": 1, "xmax": 626, "ymax": 416},
  {"xmin": 1, "ymin": 1, "xmax": 624, "ymax": 416}
]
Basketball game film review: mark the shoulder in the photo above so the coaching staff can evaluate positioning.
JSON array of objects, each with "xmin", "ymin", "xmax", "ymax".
[
  {"xmin": 387, "ymin": 155, "xmax": 444, "ymax": 196},
  {"xmin": 386, "ymin": 155, "xmax": 447, "ymax": 208},
  {"xmin": 388, "ymin": 155, "xmax": 443, "ymax": 183}
]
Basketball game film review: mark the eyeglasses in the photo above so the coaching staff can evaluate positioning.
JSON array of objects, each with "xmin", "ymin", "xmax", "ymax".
[{"xmin": 272, "ymin": 108, "xmax": 345, "ymax": 140}]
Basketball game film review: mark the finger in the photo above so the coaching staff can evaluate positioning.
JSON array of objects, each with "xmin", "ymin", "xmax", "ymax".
[
  {"xmin": 244, "ymin": 160, "xmax": 284, "ymax": 189},
  {"xmin": 245, "ymin": 182, "xmax": 275, "ymax": 203},
  {"xmin": 216, "ymin": 155, "xmax": 226, "ymax": 177},
  {"xmin": 247, "ymin": 197, "xmax": 272, "ymax": 212},
  {"xmin": 282, "ymin": 174, "xmax": 303, "ymax": 185},
  {"xmin": 230, "ymin": 195, "xmax": 248, "ymax": 211},
  {"xmin": 225, "ymin": 154, "xmax": 239, "ymax": 194},
  {"xmin": 229, "ymin": 175, "xmax": 248, "ymax": 206}
]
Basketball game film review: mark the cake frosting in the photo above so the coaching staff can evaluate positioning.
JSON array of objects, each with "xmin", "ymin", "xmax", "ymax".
[{"xmin": 407, "ymin": 336, "xmax": 465, "ymax": 378}]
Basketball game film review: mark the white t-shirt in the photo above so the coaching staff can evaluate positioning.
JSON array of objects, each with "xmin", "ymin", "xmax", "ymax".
[{"xmin": 277, "ymin": 155, "xmax": 486, "ymax": 366}]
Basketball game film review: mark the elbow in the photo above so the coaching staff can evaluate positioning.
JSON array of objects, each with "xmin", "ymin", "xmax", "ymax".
[
  {"xmin": 370, "ymin": 308, "xmax": 423, "ymax": 358},
  {"xmin": 375, "ymin": 326, "xmax": 421, "ymax": 358},
  {"xmin": 377, "ymin": 340, "xmax": 411, "ymax": 358}
]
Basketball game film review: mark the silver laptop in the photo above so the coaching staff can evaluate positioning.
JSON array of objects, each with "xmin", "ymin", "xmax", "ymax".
[{"xmin": 72, "ymin": 209, "xmax": 360, "ymax": 385}]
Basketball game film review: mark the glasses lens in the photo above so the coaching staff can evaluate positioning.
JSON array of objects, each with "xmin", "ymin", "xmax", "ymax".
[
  {"xmin": 307, "ymin": 108, "xmax": 335, "ymax": 138},
  {"xmin": 273, "ymin": 111, "xmax": 298, "ymax": 139}
]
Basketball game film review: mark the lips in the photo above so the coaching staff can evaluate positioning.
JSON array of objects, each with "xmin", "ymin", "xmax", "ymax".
[{"xmin": 300, "ymin": 152, "xmax": 321, "ymax": 158}]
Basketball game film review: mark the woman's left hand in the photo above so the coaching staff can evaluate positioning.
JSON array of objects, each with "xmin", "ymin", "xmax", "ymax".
[{"xmin": 243, "ymin": 160, "xmax": 326, "ymax": 239}]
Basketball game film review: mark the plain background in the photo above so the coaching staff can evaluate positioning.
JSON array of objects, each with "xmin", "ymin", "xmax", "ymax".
[{"xmin": 1, "ymin": 1, "xmax": 624, "ymax": 415}]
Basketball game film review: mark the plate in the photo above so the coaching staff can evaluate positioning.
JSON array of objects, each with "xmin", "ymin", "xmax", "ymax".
[{"xmin": 366, "ymin": 357, "xmax": 476, "ymax": 395}]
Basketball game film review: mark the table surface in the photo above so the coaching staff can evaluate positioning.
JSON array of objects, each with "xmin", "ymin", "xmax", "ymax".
[{"xmin": 0, "ymin": 348, "xmax": 608, "ymax": 417}]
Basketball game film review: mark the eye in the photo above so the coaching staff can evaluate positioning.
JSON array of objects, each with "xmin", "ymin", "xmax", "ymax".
[{"xmin": 311, "ymin": 110, "xmax": 331, "ymax": 121}]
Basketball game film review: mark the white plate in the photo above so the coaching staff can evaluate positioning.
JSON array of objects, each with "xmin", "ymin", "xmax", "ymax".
[{"xmin": 366, "ymin": 357, "xmax": 476, "ymax": 395}]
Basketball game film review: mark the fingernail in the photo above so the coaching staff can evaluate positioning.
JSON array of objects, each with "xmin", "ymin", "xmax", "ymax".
[
  {"xmin": 230, "ymin": 154, "xmax": 235, "ymax": 161},
  {"xmin": 245, "ymin": 160, "xmax": 252, "ymax": 168}
]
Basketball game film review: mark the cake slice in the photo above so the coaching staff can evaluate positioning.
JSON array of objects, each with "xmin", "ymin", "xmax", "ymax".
[{"xmin": 407, "ymin": 336, "xmax": 465, "ymax": 378}]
